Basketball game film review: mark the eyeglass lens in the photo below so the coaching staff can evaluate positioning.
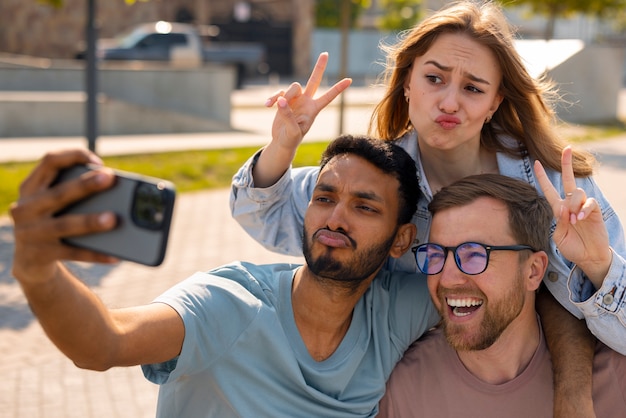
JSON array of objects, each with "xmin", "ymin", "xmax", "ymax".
[{"xmin": 415, "ymin": 242, "xmax": 488, "ymax": 275}]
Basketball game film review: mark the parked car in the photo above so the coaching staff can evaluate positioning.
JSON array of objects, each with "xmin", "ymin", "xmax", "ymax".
[{"xmin": 76, "ymin": 21, "xmax": 267, "ymax": 88}]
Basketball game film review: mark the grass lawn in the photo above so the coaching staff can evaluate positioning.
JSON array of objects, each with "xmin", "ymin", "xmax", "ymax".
[{"xmin": 0, "ymin": 141, "xmax": 331, "ymax": 217}]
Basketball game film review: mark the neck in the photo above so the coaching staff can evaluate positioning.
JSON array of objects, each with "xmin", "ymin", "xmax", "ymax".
[
  {"xmin": 419, "ymin": 142, "xmax": 498, "ymax": 194},
  {"xmin": 456, "ymin": 306, "xmax": 541, "ymax": 384},
  {"xmin": 291, "ymin": 266, "xmax": 374, "ymax": 361}
]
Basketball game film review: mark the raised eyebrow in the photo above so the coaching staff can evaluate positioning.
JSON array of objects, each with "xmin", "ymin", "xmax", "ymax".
[
  {"xmin": 314, "ymin": 183, "xmax": 384, "ymax": 203},
  {"xmin": 424, "ymin": 60, "xmax": 491, "ymax": 86},
  {"xmin": 314, "ymin": 183, "xmax": 336, "ymax": 193},
  {"xmin": 354, "ymin": 191, "xmax": 384, "ymax": 203}
]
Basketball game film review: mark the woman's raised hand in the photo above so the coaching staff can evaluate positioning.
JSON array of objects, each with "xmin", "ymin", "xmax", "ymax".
[
  {"xmin": 252, "ymin": 52, "xmax": 352, "ymax": 188},
  {"xmin": 267, "ymin": 52, "xmax": 352, "ymax": 151},
  {"xmin": 534, "ymin": 146, "xmax": 612, "ymax": 289}
]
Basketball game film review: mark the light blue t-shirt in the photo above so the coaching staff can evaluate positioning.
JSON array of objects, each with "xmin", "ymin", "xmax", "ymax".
[{"xmin": 142, "ymin": 261, "xmax": 439, "ymax": 417}]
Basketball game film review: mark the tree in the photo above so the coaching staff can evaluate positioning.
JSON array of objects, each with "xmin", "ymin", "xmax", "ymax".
[
  {"xmin": 316, "ymin": 0, "xmax": 422, "ymax": 30},
  {"xmin": 37, "ymin": 0, "xmax": 147, "ymax": 5},
  {"xmin": 503, "ymin": 0, "xmax": 626, "ymax": 39},
  {"xmin": 377, "ymin": 0, "xmax": 422, "ymax": 31},
  {"xmin": 316, "ymin": 0, "xmax": 368, "ymax": 28},
  {"xmin": 37, "ymin": 0, "xmax": 62, "ymax": 6}
]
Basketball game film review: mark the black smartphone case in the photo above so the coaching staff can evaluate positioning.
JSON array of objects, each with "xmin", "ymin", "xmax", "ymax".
[{"xmin": 54, "ymin": 165, "xmax": 176, "ymax": 266}]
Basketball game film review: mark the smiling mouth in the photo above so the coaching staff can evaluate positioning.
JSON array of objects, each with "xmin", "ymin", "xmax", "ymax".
[{"xmin": 446, "ymin": 297, "xmax": 483, "ymax": 317}]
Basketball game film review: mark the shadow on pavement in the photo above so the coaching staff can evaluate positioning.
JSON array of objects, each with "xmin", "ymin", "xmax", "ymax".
[{"xmin": 0, "ymin": 222, "xmax": 117, "ymax": 330}]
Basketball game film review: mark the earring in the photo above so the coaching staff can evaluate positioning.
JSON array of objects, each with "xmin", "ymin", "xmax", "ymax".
[
  {"xmin": 485, "ymin": 115, "xmax": 492, "ymax": 123},
  {"xmin": 404, "ymin": 88, "xmax": 410, "ymax": 103}
]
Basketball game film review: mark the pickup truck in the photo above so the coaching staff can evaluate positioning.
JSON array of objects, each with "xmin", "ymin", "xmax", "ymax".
[{"xmin": 79, "ymin": 21, "xmax": 267, "ymax": 88}]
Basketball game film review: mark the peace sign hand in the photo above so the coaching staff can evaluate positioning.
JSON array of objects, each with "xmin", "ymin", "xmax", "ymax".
[
  {"xmin": 251, "ymin": 52, "xmax": 352, "ymax": 188},
  {"xmin": 534, "ymin": 146, "xmax": 612, "ymax": 289},
  {"xmin": 266, "ymin": 52, "xmax": 352, "ymax": 150}
]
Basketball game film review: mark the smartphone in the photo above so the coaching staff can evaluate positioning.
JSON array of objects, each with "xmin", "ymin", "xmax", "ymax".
[{"xmin": 53, "ymin": 164, "xmax": 176, "ymax": 266}]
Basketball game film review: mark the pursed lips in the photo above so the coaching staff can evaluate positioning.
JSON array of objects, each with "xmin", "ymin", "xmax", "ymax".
[
  {"xmin": 314, "ymin": 229, "xmax": 353, "ymax": 248},
  {"xmin": 435, "ymin": 115, "xmax": 462, "ymax": 130}
]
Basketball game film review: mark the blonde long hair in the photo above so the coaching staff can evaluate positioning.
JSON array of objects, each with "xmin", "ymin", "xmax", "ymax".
[{"xmin": 369, "ymin": 0, "xmax": 595, "ymax": 176}]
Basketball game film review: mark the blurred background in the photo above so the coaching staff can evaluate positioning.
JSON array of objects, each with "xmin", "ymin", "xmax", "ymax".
[
  {"xmin": 1, "ymin": 3, "xmax": 626, "ymax": 417},
  {"xmin": 1, "ymin": 0, "xmax": 625, "ymax": 139},
  {"xmin": 2, "ymin": 0, "xmax": 626, "ymax": 81}
]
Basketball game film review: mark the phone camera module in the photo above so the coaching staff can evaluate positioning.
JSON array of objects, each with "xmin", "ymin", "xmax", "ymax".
[{"xmin": 132, "ymin": 182, "xmax": 167, "ymax": 230}]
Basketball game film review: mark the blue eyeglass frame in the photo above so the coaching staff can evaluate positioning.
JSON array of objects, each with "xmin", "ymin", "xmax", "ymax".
[{"xmin": 411, "ymin": 242, "xmax": 536, "ymax": 275}]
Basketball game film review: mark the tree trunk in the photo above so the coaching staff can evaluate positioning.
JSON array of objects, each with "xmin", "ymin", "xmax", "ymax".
[
  {"xmin": 338, "ymin": 0, "xmax": 350, "ymax": 134},
  {"xmin": 292, "ymin": 0, "xmax": 314, "ymax": 79},
  {"xmin": 544, "ymin": 11, "xmax": 557, "ymax": 40},
  {"xmin": 195, "ymin": 0, "xmax": 210, "ymax": 25}
]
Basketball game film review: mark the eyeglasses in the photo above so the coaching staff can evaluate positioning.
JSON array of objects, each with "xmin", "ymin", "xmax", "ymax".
[{"xmin": 412, "ymin": 242, "xmax": 536, "ymax": 275}]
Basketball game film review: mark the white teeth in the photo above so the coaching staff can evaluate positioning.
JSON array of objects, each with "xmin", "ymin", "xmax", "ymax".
[
  {"xmin": 446, "ymin": 298, "xmax": 483, "ymax": 308},
  {"xmin": 452, "ymin": 309, "xmax": 471, "ymax": 317},
  {"xmin": 447, "ymin": 298, "xmax": 483, "ymax": 317}
]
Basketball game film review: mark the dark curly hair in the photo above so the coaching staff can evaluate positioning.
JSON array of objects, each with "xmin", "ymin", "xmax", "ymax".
[{"xmin": 320, "ymin": 134, "xmax": 419, "ymax": 225}]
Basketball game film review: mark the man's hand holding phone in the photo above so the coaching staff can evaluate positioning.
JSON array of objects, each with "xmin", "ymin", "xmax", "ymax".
[
  {"xmin": 11, "ymin": 149, "xmax": 175, "ymax": 289},
  {"xmin": 11, "ymin": 149, "xmax": 119, "ymax": 285}
]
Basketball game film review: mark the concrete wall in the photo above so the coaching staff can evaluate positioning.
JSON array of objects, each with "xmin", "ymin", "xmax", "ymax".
[
  {"xmin": 0, "ymin": 60, "xmax": 235, "ymax": 137},
  {"xmin": 0, "ymin": 92, "xmax": 231, "ymax": 137},
  {"xmin": 550, "ymin": 45, "xmax": 625, "ymax": 124},
  {"xmin": 98, "ymin": 64, "xmax": 233, "ymax": 122},
  {"xmin": 311, "ymin": 29, "xmax": 395, "ymax": 84}
]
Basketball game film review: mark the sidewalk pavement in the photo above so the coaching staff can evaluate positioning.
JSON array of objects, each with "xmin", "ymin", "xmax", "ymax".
[{"xmin": 1, "ymin": 86, "xmax": 626, "ymax": 417}]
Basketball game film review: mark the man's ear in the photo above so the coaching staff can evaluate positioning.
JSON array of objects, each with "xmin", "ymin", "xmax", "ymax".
[
  {"xmin": 389, "ymin": 223, "xmax": 417, "ymax": 258},
  {"xmin": 526, "ymin": 250, "xmax": 549, "ymax": 292}
]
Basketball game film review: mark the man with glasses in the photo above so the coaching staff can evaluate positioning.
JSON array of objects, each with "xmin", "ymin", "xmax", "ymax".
[
  {"xmin": 10, "ymin": 135, "xmax": 440, "ymax": 417},
  {"xmin": 378, "ymin": 174, "xmax": 626, "ymax": 417}
]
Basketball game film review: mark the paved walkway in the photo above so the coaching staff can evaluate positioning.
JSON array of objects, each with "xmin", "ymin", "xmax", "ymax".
[{"xmin": 1, "ymin": 86, "xmax": 626, "ymax": 417}]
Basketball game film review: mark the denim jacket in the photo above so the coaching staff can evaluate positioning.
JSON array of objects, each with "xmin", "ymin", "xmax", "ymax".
[{"xmin": 230, "ymin": 132, "xmax": 626, "ymax": 354}]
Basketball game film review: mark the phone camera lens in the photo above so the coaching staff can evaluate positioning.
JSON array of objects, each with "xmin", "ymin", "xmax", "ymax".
[{"xmin": 132, "ymin": 182, "xmax": 167, "ymax": 230}]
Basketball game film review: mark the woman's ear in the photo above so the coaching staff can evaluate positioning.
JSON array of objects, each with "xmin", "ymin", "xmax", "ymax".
[
  {"xmin": 390, "ymin": 223, "xmax": 417, "ymax": 258},
  {"xmin": 490, "ymin": 90, "xmax": 504, "ymax": 114}
]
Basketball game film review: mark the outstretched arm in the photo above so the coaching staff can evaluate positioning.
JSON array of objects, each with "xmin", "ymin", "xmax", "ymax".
[
  {"xmin": 537, "ymin": 286, "xmax": 596, "ymax": 418},
  {"xmin": 11, "ymin": 150, "xmax": 184, "ymax": 370},
  {"xmin": 253, "ymin": 52, "xmax": 352, "ymax": 187}
]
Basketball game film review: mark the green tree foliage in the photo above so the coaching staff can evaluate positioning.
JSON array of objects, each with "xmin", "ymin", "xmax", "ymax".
[
  {"xmin": 37, "ymin": 0, "xmax": 148, "ymax": 6},
  {"xmin": 615, "ymin": 8, "xmax": 626, "ymax": 32},
  {"xmin": 316, "ymin": 0, "xmax": 369, "ymax": 28},
  {"xmin": 502, "ymin": 0, "xmax": 626, "ymax": 39},
  {"xmin": 316, "ymin": 0, "xmax": 422, "ymax": 30},
  {"xmin": 377, "ymin": 0, "xmax": 422, "ymax": 30},
  {"xmin": 37, "ymin": 0, "xmax": 62, "ymax": 7}
]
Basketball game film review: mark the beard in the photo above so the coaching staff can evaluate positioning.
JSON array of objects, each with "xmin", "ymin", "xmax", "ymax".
[
  {"xmin": 302, "ymin": 225, "xmax": 397, "ymax": 291},
  {"xmin": 439, "ymin": 271, "xmax": 526, "ymax": 351}
]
